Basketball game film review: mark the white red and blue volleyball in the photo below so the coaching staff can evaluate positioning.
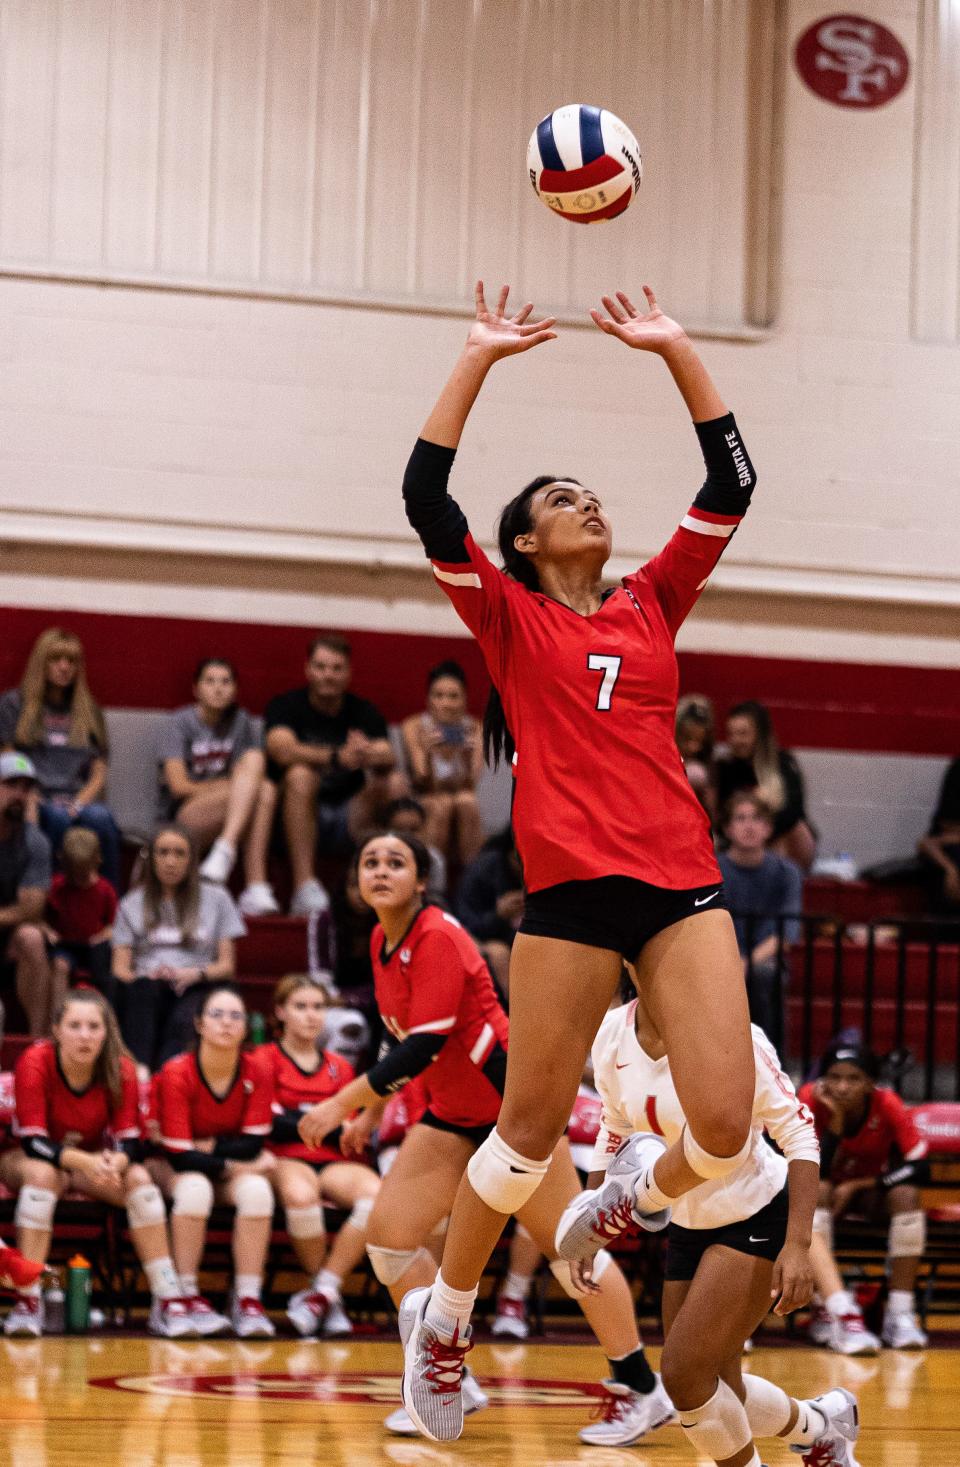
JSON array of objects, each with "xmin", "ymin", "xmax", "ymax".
[{"xmin": 527, "ymin": 104, "xmax": 642, "ymax": 224}]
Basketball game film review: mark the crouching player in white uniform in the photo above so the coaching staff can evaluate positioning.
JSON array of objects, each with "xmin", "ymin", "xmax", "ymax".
[{"xmin": 556, "ymin": 987, "xmax": 863, "ymax": 1467}]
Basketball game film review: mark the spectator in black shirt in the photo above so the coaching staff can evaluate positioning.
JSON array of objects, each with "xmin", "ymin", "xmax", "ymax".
[
  {"xmin": 263, "ymin": 636, "xmax": 405, "ymax": 916},
  {"xmin": 456, "ymin": 826, "xmax": 524, "ymax": 999},
  {"xmin": 0, "ymin": 753, "xmax": 54, "ymax": 1036},
  {"xmin": 917, "ymin": 757, "xmax": 960, "ymax": 911},
  {"xmin": 715, "ymin": 699, "xmax": 816, "ymax": 872}
]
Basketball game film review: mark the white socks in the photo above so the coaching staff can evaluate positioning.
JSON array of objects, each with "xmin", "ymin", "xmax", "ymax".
[
  {"xmin": 785, "ymin": 1399, "xmax": 829, "ymax": 1447},
  {"xmin": 180, "ymin": 1273, "xmax": 199, "ymax": 1297},
  {"xmin": 887, "ymin": 1289, "xmax": 915, "ymax": 1316},
  {"xmin": 234, "ymin": 1274, "xmax": 261, "ymax": 1301},
  {"xmin": 426, "ymin": 1275, "xmax": 477, "ymax": 1340},
  {"xmin": 144, "ymin": 1256, "xmax": 182, "ymax": 1302},
  {"xmin": 634, "ymin": 1164, "xmax": 679, "ymax": 1213},
  {"xmin": 313, "ymin": 1268, "xmax": 342, "ymax": 1298},
  {"xmin": 826, "ymin": 1288, "xmax": 858, "ymax": 1315},
  {"xmin": 500, "ymin": 1270, "xmax": 533, "ymax": 1303}
]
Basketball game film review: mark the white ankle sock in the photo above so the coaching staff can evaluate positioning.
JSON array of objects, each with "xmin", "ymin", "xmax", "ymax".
[
  {"xmin": 500, "ymin": 1270, "xmax": 533, "ymax": 1303},
  {"xmin": 144, "ymin": 1256, "xmax": 181, "ymax": 1302},
  {"xmin": 887, "ymin": 1289, "xmax": 915, "ymax": 1316},
  {"xmin": 826, "ymin": 1288, "xmax": 857, "ymax": 1315},
  {"xmin": 634, "ymin": 1163, "xmax": 678, "ymax": 1213},
  {"xmin": 425, "ymin": 1275, "xmax": 477, "ymax": 1340},
  {"xmin": 785, "ymin": 1400, "xmax": 829, "ymax": 1446},
  {"xmin": 314, "ymin": 1268, "xmax": 341, "ymax": 1297},
  {"xmin": 180, "ymin": 1273, "xmax": 198, "ymax": 1297},
  {"xmin": 234, "ymin": 1275, "xmax": 261, "ymax": 1301}
]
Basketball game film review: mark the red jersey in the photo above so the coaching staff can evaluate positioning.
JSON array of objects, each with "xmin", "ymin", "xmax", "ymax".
[
  {"xmin": 47, "ymin": 874, "xmax": 117, "ymax": 943},
  {"xmin": 798, "ymin": 1082, "xmax": 926, "ymax": 1183},
  {"xmin": 371, "ymin": 905, "xmax": 509, "ymax": 1128},
  {"xmin": 251, "ymin": 1041, "xmax": 355, "ymax": 1165},
  {"xmin": 431, "ymin": 508, "xmax": 741, "ymax": 891},
  {"xmin": 157, "ymin": 1051, "xmax": 273, "ymax": 1154},
  {"xmin": 14, "ymin": 1040, "xmax": 140, "ymax": 1152}
]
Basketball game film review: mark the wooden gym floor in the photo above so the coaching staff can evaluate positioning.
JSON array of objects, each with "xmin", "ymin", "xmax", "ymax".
[{"xmin": 0, "ymin": 1334, "xmax": 956, "ymax": 1465}]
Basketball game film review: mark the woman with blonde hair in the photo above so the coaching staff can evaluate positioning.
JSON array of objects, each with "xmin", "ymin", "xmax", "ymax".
[
  {"xmin": 0, "ymin": 628, "xmax": 121, "ymax": 887},
  {"xmin": 715, "ymin": 701, "xmax": 816, "ymax": 871}
]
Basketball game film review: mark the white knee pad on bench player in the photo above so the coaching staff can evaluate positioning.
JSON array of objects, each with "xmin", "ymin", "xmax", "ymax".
[
  {"xmin": 126, "ymin": 1183, "xmax": 166, "ymax": 1230},
  {"xmin": 813, "ymin": 1207, "xmax": 834, "ymax": 1249},
  {"xmin": 232, "ymin": 1173, "xmax": 273, "ymax": 1218},
  {"xmin": 889, "ymin": 1210, "xmax": 926, "ymax": 1259},
  {"xmin": 14, "ymin": 1186, "xmax": 57, "ymax": 1232},
  {"xmin": 172, "ymin": 1172, "xmax": 214, "ymax": 1219},
  {"xmin": 347, "ymin": 1196, "xmax": 373, "ymax": 1230},
  {"xmin": 682, "ymin": 1126, "xmax": 752, "ymax": 1181},
  {"xmin": 549, "ymin": 1248, "xmax": 612, "ymax": 1298},
  {"xmin": 366, "ymin": 1244, "xmax": 432, "ymax": 1287},
  {"xmin": 467, "ymin": 1130, "xmax": 551, "ymax": 1214},
  {"xmin": 286, "ymin": 1204, "xmax": 324, "ymax": 1240}
]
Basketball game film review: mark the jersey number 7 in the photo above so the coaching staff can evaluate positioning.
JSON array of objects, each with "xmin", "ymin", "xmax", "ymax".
[{"xmin": 588, "ymin": 653, "xmax": 622, "ymax": 711}]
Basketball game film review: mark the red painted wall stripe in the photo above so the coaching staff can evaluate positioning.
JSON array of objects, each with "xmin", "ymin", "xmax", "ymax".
[{"xmin": 0, "ymin": 605, "xmax": 956, "ymax": 758}]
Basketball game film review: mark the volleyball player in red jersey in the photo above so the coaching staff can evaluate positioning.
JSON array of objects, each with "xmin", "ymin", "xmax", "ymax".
[
  {"xmin": 300, "ymin": 830, "xmax": 674, "ymax": 1446},
  {"xmin": 0, "ymin": 988, "xmax": 187, "ymax": 1336},
  {"xmin": 153, "ymin": 984, "xmax": 275, "ymax": 1337},
  {"xmin": 251, "ymin": 975, "xmax": 380, "ymax": 1338},
  {"xmin": 393, "ymin": 282, "xmax": 759, "ymax": 1439}
]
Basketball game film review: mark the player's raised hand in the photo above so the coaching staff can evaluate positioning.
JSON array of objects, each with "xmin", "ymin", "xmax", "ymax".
[
  {"xmin": 590, "ymin": 286, "xmax": 685, "ymax": 352},
  {"xmin": 466, "ymin": 282, "xmax": 557, "ymax": 360}
]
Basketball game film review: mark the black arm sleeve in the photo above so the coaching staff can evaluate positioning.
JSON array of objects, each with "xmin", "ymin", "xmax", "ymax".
[
  {"xmin": 22, "ymin": 1135, "xmax": 63, "ymax": 1167},
  {"xmin": 167, "ymin": 1148, "xmax": 227, "ymax": 1180},
  {"xmin": 212, "ymin": 1134, "xmax": 262, "ymax": 1163},
  {"xmin": 881, "ymin": 1156, "xmax": 931, "ymax": 1190},
  {"xmin": 270, "ymin": 1109, "xmax": 303, "ymax": 1146},
  {"xmin": 692, "ymin": 413, "xmax": 756, "ymax": 517},
  {"xmin": 819, "ymin": 1130, "xmax": 840, "ymax": 1179},
  {"xmin": 366, "ymin": 1031, "xmax": 448, "ymax": 1097},
  {"xmin": 401, "ymin": 439, "xmax": 471, "ymax": 563},
  {"xmin": 120, "ymin": 1137, "xmax": 146, "ymax": 1164}
]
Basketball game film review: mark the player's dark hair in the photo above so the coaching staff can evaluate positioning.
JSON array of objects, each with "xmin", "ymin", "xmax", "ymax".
[
  {"xmin": 483, "ymin": 474, "xmax": 581, "ymax": 767},
  {"xmin": 821, "ymin": 1040, "xmax": 880, "ymax": 1082},
  {"xmin": 193, "ymin": 656, "xmax": 238, "ymax": 684},
  {"xmin": 355, "ymin": 828, "xmax": 433, "ymax": 882},
  {"xmin": 383, "ymin": 796, "xmax": 427, "ymax": 824},
  {"xmin": 193, "ymin": 984, "xmax": 248, "ymax": 1049},
  {"xmin": 427, "ymin": 659, "xmax": 467, "ymax": 689},
  {"xmin": 309, "ymin": 633, "xmax": 351, "ymax": 661},
  {"xmin": 53, "ymin": 987, "xmax": 128, "ymax": 1105}
]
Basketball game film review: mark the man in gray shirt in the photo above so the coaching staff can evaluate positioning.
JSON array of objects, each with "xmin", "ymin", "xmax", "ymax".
[{"xmin": 0, "ymin": 753, "xmax": 53, "ymax": 1036}]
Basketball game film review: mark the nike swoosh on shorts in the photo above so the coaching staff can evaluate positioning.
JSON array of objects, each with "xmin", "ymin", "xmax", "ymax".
[
  {"xmin": 749, "ymin": 1236, "xmax": 768, "ymax": 1243},
  {"xmin": 694, "ymin": 891, "xmax": 720, "ymax": 907}
]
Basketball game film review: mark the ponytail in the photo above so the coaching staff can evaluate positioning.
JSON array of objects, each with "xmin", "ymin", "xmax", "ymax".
[{"xmin": 482, "ymin": 474, "xmax": 580, "ymax": 768}]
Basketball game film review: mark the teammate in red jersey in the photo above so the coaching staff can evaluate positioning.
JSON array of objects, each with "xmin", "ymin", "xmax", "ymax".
[
  {"xmin": 251, "ymin": 975, "xmax": 380, "ymax": 1339},
  {"xmin": 152, "ymin": 984, "xmax": 275, "ymax": 1339},
  {"xmin": 300, "ymin": 831, "xmax": 674, "ymax": 1446},
  {"xmin": 798, "ymin": 1042, "xmax": 930, "ymax": 1353},
  {"xmin": 392, "ymin": 281, "xmax": 759, "ymax": 1439},
  {"xmin": 0, "ymin": 988, "xmax": 187, "ymax": 1337}
]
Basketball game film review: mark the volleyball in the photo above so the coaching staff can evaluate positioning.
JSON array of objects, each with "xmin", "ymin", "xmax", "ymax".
[{"xmin": 527, "ymin": 104, "xmax": 642, "ymax": 224}]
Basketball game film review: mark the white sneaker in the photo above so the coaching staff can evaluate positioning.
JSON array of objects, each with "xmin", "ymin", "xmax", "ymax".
[
  {"xmin": 290, "ymin": 879, "xmax": 331, "ymax": 916},
  {"xmin": 398, "ymin": 1285, "xmax": 471, "ymax": 1442},
  {"xmin": 238, "ymin": 881, "xmax": 280, "ymax": 917},
  {"xmin": 286, "ymin": 1288, "xmax": 328, "ymax": 1337},
  {"xmin": 321, "ymin": 1294, "xmax": 353, "ymax": 1338},
  {"xmin": 881, "ymin": 1310, "xmax": 928, "ymax": 1349},
  {"xmin": 184, "ymin": 1294, "xmax": 230, "ymax": 1336},
  {"xmin": 808, "ymin": 1304, "xmax": 834, "ymax": 1345},
  {"xmin": 490, "ymin": 1296, "xmax": 529, "ymax": 1339},
  {"xmin": 790, "ymin": 1387, "xmax": 861, "ymax": 1465},
  {"xmin": 385, "ymin": 1367, "xmax": 488, "ymax": 1435},
  {"xmin": 578, "ymin": 1376, "xmax": 676, "ymax": 1446},
  {"xmin": 555, "ymin": 1133, "xmax": 670, "ymax": 1261},
  {"xmin": 148, "ymin": 1297, "xmax": 195, "ymax": 1339},
  {"xmin": 4, "ymin": 1294, "xmax": 43, "ymax": 1337},
  {"xmin": 826, "ymin": 1312, "xmax": 880, "ymax": 1357},
  {"xmin": 199, "ymin": 839, "xmax": 236, "ymax": 884},
  {"xmin": 230, "ymin": 1294, "xmax": 275, "ymax": 1339}
]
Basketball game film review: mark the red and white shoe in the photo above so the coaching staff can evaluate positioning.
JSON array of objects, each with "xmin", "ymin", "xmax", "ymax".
[
  {"xmin": 230, "ymin": 1295, "xmax": 275, "ymax": 1339},
  {"xmin": 490, "ymin": 1296, "xmax": 530, "ymax": 1340},
  {"xmin": 184, "ymin": 1294, "xmax": 230, "ymax": 1336},
  {"xmin": 4, "ymin": 1293, "xmax": 44, "ymax": 1337},
  {"xmin": 0, "ymin": 1246, "xmax": 46, "ymax": 1292},
  {"xmin": 148, "ymin": 1297, "xmax": 196, "ymax": 1339},
  {"xmin": 827, "ymin": 1313, "xmax": 880, "ymax": 1357}
]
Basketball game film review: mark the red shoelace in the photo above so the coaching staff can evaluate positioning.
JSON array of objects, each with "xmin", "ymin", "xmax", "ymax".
[
  {"xmin": 803, "ymin": 1442, "xmax": 838, "ymax": 1466},
  {"xmin": 594, "ymin": 1196, "xmax": 639, "ymax": 1241},
  {"xmin": 423, "ymin": 1332, "xmax": 472, "ymax": 1397},
  {"xmin": 589, "ymin": 1389, "xmax": 631, "ymax": 1424}
]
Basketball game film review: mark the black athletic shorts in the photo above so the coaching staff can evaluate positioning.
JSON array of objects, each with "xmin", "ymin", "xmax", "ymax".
[
  {"xmin": 664, "ymin": 1183, "xmax": 789, "ymax": 1281},
  {"xmin": 519, "ymin": 875, "xmax": 728, "ymax": 960},
  {"xmin": 419, "ymin": 1108, "xmax": 495, "ymax": 1148}
]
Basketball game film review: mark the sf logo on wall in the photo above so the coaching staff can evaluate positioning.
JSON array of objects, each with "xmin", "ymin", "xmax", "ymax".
[{"xmin": 794, "ymin": 15, "xmax": 910, "ymax": 108}]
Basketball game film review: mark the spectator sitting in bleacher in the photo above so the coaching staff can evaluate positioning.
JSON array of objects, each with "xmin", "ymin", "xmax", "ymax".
[
  {"xmin": 112, "ymin": 826, "xmax": 245, "ymax": 1071},
  {"xmin": 400, "ymin": 660, "xmax": 484, "ymax": 867},
  {"xmin": 456, "ymin": 826, "xmax": 524, "ymax": 999},
  {"xmin": 0, "ymin": 628, "xmax": 121, "ymax": 889},
  {"xmin": 332, "ymin": 862, "xmax": 377, "ymax": 1001},
  {"xmin": 0, "ymin": 753, "xmax": 54, "ymax": 1037},
  {"xmin": 251, "ymin": 975, "xmax": 380, "ymax": 1339},
  {"xmin": 47, "ymin": 827, "xmax": 117, "ymax": 1016},
  {"xmin": 714, "ymin": 698, "xmax": 817, "ymax": 871},
  {"xmin": 263, "ymin": 635, "xmax": 405, "ymax": 917},
  {"xmin": 798, "ymin": 1041, "xmax": 930, "ymax": 1355},
  {"xmin": 717, "ymin": 790, "xmax": 802, "ymax": 1057},
  {"xmin": 157, "ymin": 656, "xmax": 279, "ymax": 917},
  {"xmin": 917, "ymin": 755, "xmax": 960, "ymax": 912},
  {"xmin": 675, "ymin": 692, "xmax": 717, "ymax": 820},
  {"xmin": 382, "ymin": 797, "xmax": 447, "ymax": 900},
  {"xmin": 150, "ymin": 984, "xmax": 275, "ymax": 1339},
  {"xmin": 0, "ymin": 988, "xmax": 187, "ymax": 1338}
]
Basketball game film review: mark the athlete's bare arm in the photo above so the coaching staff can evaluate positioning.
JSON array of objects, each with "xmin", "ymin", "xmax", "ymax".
[{"xmin": 590, "ymin": 286, "xmax": 727, "ymax": 424}]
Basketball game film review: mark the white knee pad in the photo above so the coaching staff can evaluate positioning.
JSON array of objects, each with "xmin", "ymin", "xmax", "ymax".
[
  {"xmin": 549, "ymin": 1247, "xmax": 613, "ymax": 1298},
  {"xmin": 742, "ymin": 1374, "xmax": 791, "ymax": 1437},
  {"xmin": 682, "ymin": 1125, "xmax": 753, "ymax": 1181},
  {"xmin": 348, "ymin": 1196, "xmax": 373, "ymax": 1230},
  {"xmin": 678, "ymin": 1378, "xmax": 752, "ymax": 1461},
  {"xmin": 812, "ymin": 1206, "xmax": 834, "ymax": 1249},
  {"xmin": 466, "ymin": 1130, "xmax": 551, "ymax": 1215},
  {"xmin": 232, "ymin": 1173, "xmax": 274, "ymax": 1219},
  {"xmin": 286, "ymin": 1204, "xmax": 325, "ymax": 1240},
  {"xmin": 366, "ymin": 1244, "xmax": 429, "ymax": 1287},
  {"xmin": 172, "ymin": 1172, "xmax": 214, "ymax": 1219},
  {"xmin": 889, "ymin": 1210, "xmax": 926, "ymax": 1259},
  {"xmin": 126, "ymin": 1183, "xmax": 166, "ymax": 1231},
  {"xmin": 14, "ymin": 1186, "xmax": 57, "ymax": 1232}
]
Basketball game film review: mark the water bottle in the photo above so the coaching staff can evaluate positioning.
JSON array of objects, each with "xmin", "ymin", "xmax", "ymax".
[
  {"xmin": 248, "ymin": 1011, "xmax": 267, "ymax": 1045},
  {"xmin": 66, "ymin": 1254, "xmax": 91, "ymax": 1333},
  {"xmin": 45, "ymin": 1283, "xmax": 65, "ymax": 1334}
]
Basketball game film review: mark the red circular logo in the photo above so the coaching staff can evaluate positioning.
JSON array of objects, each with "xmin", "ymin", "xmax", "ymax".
[{"xmin": 794, "ymin": 15, "xmax": 909, "ymax": 108}]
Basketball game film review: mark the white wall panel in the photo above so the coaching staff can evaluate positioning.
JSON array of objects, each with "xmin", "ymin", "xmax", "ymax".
[{"xmin": 911, "ymin": 0, "xmax": 960, "ymax": 340}]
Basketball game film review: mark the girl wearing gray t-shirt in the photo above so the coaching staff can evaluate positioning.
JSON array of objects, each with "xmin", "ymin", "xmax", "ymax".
[{"xmin": 113, "ymin": 825, "xmax": 245, "ymax": 1069}]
